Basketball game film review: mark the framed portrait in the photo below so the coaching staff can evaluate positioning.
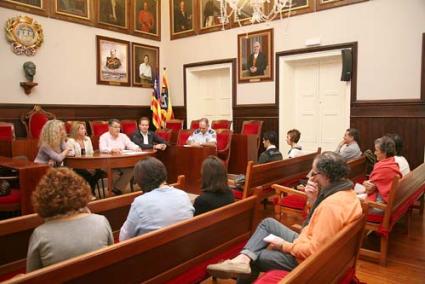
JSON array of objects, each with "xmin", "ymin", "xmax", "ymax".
[
  {"xmin": 232, "ymin": 1, "xmax": 268, "ymax": 27},
  {"xmin": 51, "ymin": 0, "xmax": 94, "ymax": 25},
  {"xmin": 275, "ymin": 0, "xmax": 314, "ymax": 16},
  {"xmin": 132, "ymin": 43, "xmax": 159, "ymax": 88},
  {"xmin": 0, "ymin": 0, "xmax": 49, "ymax": 16},
  {"xmin": 97, "ymin": 0, "xmax": 129, "ymax": 32},
  {"xmin": 199, "ymin": 0, "xmax": 228, "ymax": 33},
  {"xmin": 238, "ymin": 28, "xmax": 273, "ymax": 83},
  {"xmin": 96, "ymin": 35, "xmax": 130, "ymax": 86},
  {"xmin": 133, "ymin": 0, "xmax": 161, "ymax": 41},
  {"xmin": 170, "ymin": 0, "xmax": 196, "ymax": 40},
  {"xmin": 316, "ymin": 0, "xmax": 368, "ymax": 11}
]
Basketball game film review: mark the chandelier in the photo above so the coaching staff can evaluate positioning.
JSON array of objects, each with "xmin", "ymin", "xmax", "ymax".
[{"xmin": 217, "ymin": 0, "xmax": 295, "ymax": 28}]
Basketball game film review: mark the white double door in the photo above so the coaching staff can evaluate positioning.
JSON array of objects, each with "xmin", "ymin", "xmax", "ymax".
[
  {"xmin": 280, "ymin": 54, "xmax": 350, "ymax": 154},
  {"xmin": 186, "ymin": 64, "xmax": 233, "ymax": 128}
]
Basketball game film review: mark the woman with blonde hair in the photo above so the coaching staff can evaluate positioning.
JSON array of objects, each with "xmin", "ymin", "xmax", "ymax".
[
  {"xmin": 67, "ymin": 121, "xmax": 103, "ymax": 190},
  {"xmin": 27, "ymin": 168, "xmax": 113, "ymax": 272},
  {"xmin": 34, "ymin": 119, "xmax": 73, "ymax": 166}
]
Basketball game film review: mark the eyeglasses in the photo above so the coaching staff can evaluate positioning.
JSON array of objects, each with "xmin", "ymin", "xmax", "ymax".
[
  {"xmin": 111, "ymin": 125, "xmax": 121, "ymax": 129},
  {"xmin": 311, "ymin": 171, "xmax": 322, "ymax": 177}
]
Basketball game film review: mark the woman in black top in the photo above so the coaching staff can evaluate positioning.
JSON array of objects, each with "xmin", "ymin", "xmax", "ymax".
[{"xmin": 194, "ymin": 156, "xmax": 234, "ymax": 216}]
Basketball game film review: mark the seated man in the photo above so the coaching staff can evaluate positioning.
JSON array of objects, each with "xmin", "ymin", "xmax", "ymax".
[
  {"xmin": 131, "ymin": 116, "xmax": 167, "ymax": 150},
  {"xmin": 207, "ymin": 152, "xmax": 362, "ymax": 281},
  {"xmin": 335, "ymin": 128, "xmax": 362, "ymax": 161},
  {"xmin": 99, "ymin": 119, "xmax": 141, "ymax": 195},
  {"xmin": 119, "ymin": 157, "xmax": 194, "ymax": 241},
  {"xmin": 187, "ymin": 118, "xmax": 217, "ymax": 147},
  {"xmin": 258, "ymin": 131, "xmax": 283, "ymax": 164}
]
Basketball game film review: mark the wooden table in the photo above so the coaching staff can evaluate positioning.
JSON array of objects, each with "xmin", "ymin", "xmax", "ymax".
[
  {"xmin": 64, "ymin": 150, "xmax": 156, "ymax": 196},
  {"xmin": 228, "ymin": 134, "xmax": 258, "ymax": 174},
  {"xmin": 0, "ymin": 156, "xmax": 49, "ymax": 214},
  {"xmin": 156, "ymin": 145, "xmax": 216, "ymax": 195}
]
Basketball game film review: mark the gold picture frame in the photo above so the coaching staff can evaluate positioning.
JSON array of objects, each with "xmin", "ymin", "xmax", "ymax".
[
  {"xmin": 238, "ymin": 28, "xmax": 273, "ymax": 83},
  {"xmin": 51, "ymin": 0, "xmax": 94, "ymax": 26},
  {"xmin": 96, "ymin": 35, "xmax": 131, "ymax": 86},
  {"xmin": 132, "ymin": 43, "xmax": 159, "ymax": 88},
  {"xmin": 0, "ymin": 0, "xmax": 49, "ymax": 16},
  {"xmin": 199, "ymin": 0, "xmax": 228, "ymax": 33}
]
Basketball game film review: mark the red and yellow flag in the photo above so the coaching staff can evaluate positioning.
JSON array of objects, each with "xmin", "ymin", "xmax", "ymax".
[
  {"xmin": 160, "ymin": 69, "xmax": 174, "ymax": 127},
  {"xmin": 150, "ymin": 76, "xmax": 162, "ymax": 129}
]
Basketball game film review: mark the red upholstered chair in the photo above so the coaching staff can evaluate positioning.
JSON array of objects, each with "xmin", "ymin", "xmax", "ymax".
[
  {"xmin": 20, "ymin": 105, "xmax": 56, "ymax": 139},
  {"xmin": 89, "ymin": 120, "xmax": 109, "ymax": 137},
  {"xmin": 165, "ymin": 119, "xmax": 184, "ymax": 133},
  {"xmin": 121, "ymin": 120, "xmax": 137, "ymax": 137},
  {"xmin": 190, "ymin": 119, "xmax": 200, "ymax": 130},
  {"xmin": 155, "ymin": 128, "xmax": 173, "ymax": 143},
  {"xmin": 241, "ymin": 120, "xmax": 263, "ymax": 152},
  {"xmin": 211, "ymin": 120, "xmax": 232, "ymax": 130},
  {"xmin": 0, "ymin": 122, "xmax": 16, "ymax": 141},
  {"xmin": 177, "ymin": 129, "xmax": 194, "ymax": 146},
  {"xmin": 216, "ymin": 129, "xmax": 233, "ymax": 169}
]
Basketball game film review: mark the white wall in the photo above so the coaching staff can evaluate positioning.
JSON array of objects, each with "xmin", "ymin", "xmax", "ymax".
[
  {"xmin": 1, "ymin": 0, "xmax": 424, "ymax": 107},
  {"xmin": 162, "ymin": 0, "xmax": 425, "ymax": 106},
  {"xmin": 0, "ymin": 7, "xmax": 164, "ymax": 106}
]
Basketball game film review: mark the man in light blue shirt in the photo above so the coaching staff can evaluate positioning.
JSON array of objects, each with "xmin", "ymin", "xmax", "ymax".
[
  {"xmin": 119, "ymin": 157, "xmax": 194, "ymax": 241},
  {"xmin": 187, "ymin": 118, "xmax": 217, "ymax": 146}
]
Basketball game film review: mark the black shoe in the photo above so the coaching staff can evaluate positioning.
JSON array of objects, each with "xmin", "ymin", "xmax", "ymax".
[{"xmin": 112, "ymin": 188, "xmax": 122, "ymax": 195}]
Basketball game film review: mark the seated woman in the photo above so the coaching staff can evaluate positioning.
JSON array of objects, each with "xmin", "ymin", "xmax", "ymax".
[
  {"xmin": 258, "ymin": 131, "xmax": 283, "ymax": 164},
  {"xmin": 335, "ymin": 128, "xmax": 362, "ymax": 161},
  {"xmin": 385, "ymin": 133, "xmax": 410, "ymax": 176},
  {"xmin": 119, "ymin": 157, "xmax": 194, "ymax": 241},
  {"xmin": 34, "ymin": 120, "xmax": 73, "ymax": 167},
  {"xmin": 67, "ymin": 121, "xmax": 104, "ymax": 191},
  {"xmin": 363, "ymin": 136, "xmax": 402, "ymax": 205},
  {"xmin": 286, "ymin": 129, "xmax": 302, "ymax": 158},
  {"xmin": 26, "ymin": 168, "xmax": 113, "ymax": 272},
  {"xmin": 194, "ymin": 156, "xmax": 234, "ymax": 216}
]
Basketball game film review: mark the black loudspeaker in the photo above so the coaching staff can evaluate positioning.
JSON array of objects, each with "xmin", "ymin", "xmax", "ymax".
[{"xmin": 341, "ymin": 49, "xmax": 352, "ymax": 81}]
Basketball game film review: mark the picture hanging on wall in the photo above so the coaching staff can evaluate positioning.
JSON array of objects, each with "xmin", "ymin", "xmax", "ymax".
[
  {"xmin": 170, "ymin": 0, "xmax": 196, "ymax": 40},
  {"xmin": 237, "ymin": 28, "xmax": 273, "ymax": 83},
  {"xmin": 132, "ymin": 43, "xmax": 159, "ymax": 88},
  {"xmin": 51, "ymin": 0, "xmax": 94, "ymax": 25},
  {"xmin": 316, "ymin": 0, "xmax": 369, "ymax": 11},
  {"xmin": 0, "ymin": 0, "xmax": 49, "ymax": 16},
  {"xmin": 96, "ymin": 35, "xmax": 131, "ymax": 86},
  {"xmin": 97, "ymin": 0, "xmax": 129, "ymax": 32},
  {"xmin": 133, "ymin": 0, "xmax": 161, "ymax": 41}
]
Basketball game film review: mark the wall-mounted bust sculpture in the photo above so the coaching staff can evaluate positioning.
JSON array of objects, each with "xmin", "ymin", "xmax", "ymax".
[{"xmin": 23, "ymin": 61, "xmax": 36, "ymax": 82}]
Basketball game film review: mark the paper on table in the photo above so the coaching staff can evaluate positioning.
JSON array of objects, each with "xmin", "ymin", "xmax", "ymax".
[
  {"xmin": 354, "ymin": 183, "xmax": 366, "ymax": 194},
  {"xmin": 121, "ymin": 150, "xmax": 141, "ymax": 155}
]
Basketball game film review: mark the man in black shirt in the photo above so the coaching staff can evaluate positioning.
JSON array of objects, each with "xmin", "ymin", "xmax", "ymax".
[
  {"xmin": 258, "ymin": 131, "xmax": 283, "ymax": 164},
  {"xmin": 131, "ymin": 117, "xmax": 167, "ymax": 150}
]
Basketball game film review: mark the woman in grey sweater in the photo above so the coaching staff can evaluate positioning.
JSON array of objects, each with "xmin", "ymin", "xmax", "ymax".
[{"xmin": 26, "ymin": 168, "xmax": 113, "ymax": 272}]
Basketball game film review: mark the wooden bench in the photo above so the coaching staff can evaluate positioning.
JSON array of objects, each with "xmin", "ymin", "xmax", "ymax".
[
  {"xmin": 237, "ymin": 148, "xmax": 322, "ymax": 200},
  {"xmin": 0, "ymin": 176, "xmax": 185, "ymax": 279},
  {"xmin": 4, "ymin": 195, "xmax": 259, "ymax": 284},
  {"xmin": 360, "ymin": 162, "xmax": 425, "ymax": 265},
  {"xmin": 254, "ymin": 206, "xmax": 367, "ymax": 283},
  {"xmin": 273, "ymin": 156, "xmax": 367, "ymax": 222}
]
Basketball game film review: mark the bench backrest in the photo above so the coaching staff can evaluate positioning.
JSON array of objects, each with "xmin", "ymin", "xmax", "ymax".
[
  {"xmin": 242, "ymin": 148, "xmax": 321, "ymax": 198},
  {"xmin": 0, "ymin": 176, "xmax": 185, "ymax": 276},
  {"xmin": 347, "ymin": 156, "xmax": 367, "ymax": 182},
  {"xmin": 391, "ymin": 162, "xmax": 425, "ymax": 212},
  {"xmin": 282, "ymin": 210, "xmax": 367, "ymax": 283},
  {"xmin": 6, "ymin": 196, "xmax": 258, "ymax": 284}
]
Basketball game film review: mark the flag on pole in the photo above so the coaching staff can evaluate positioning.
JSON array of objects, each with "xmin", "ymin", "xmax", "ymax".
[
  {"xmin": 150, "ymin": 76, "xmax": 162, "ymax": 129},
  {"xmin": 160, "ymin": 68, "xmax": 174, "ymax": 127}
]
